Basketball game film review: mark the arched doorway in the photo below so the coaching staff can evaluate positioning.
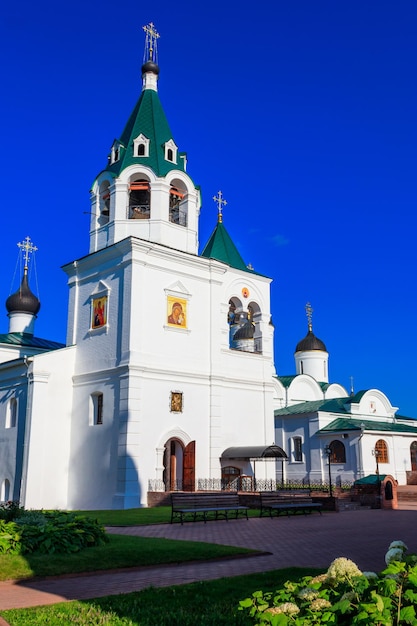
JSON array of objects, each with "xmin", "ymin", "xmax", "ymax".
[
  {"xmin": 163, "ymin": 439, "xmax": 195, "ymax": 492},
  {"xmin": 411, "ymin": 441, "xmax": 417, "ymax": 471}
]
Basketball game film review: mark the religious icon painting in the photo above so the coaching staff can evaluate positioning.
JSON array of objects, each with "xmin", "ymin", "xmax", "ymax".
[
  {"xmin": 170, "ymin": 392, "xmax": 183, "ymax": 413},
  {"xmin": 167, "ymin": 296, "xmax": 187, "ymax": 328},
  {"xmin": 92, "ymin": 296, "xmax": 107, "ymax": 329}
]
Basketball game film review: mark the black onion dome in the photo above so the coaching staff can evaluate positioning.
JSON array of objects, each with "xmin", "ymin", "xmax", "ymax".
[
  {"xmin": 233, "ymin": 314, "xmax": 255, "ymax": 340},
  {"xmin": 141, "ymin": 61, "xmax": 160, "ymax": 75},
  {"xmin": 295, "ymin": 329, "xmax": 327, "ymax": 353},
  {"xmin": 6, "ymin": 272, "xmax": 40, "ymax": 316}
]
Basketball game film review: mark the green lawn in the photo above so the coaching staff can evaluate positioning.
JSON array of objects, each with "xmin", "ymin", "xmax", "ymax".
[
  {"xmin": 0, "ymin": 534, "xmax": 255, "ymax": 581},
  {"xmin": 1, "ymin": 567, "xmax": 323, "ymax": 625},
  {"xmin": 76, "ymin": 506, "xmax": 261, "ymax": 526}
]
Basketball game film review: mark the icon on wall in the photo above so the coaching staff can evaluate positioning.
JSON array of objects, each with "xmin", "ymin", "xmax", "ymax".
[
  {"xmin": 170, "ymin": 392, "xmax": 183, "ymax": 412},
  {"xmin": 92, "ymin": 296, "xmax": 107, "ymax": 329},
  {"xmin": 167, "ymin": 296, "xmax": 187, "ymax": 328}
]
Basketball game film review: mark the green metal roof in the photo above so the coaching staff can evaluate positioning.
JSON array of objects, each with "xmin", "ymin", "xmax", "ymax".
[
  {"xmin": 274, "ymin": 397, "xmax": 348, "ymax": 417},
  {"xmin": 275, "ymin": 375, "xmax": 329, "ymax": 389},
  {"xmin": 102, "ymin": 89, "xmax": 187, "ymax": 179},
  {"xmin": 0, "ymin": 332, "xmax": 64, "ymax": 351},
  {"xmin": 200, "ymin": 221, "xmax": 252, "ymax": 272},
  {"xmin": 354, "ymin": 474, "xmax": 388, "ymax": 485},
  {"xmin": 319, "ymin": 417, "xmax": 417, "ymax": 435}
]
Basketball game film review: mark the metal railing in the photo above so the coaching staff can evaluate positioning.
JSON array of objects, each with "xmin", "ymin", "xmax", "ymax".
[{"xmin": 148, "ymin": 478, "xmax": 354, "ymax": 493}]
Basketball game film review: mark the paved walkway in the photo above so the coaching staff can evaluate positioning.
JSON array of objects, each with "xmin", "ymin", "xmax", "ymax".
[{"xmin": 0, "ymin": 507, "xmax": 416, "ymax": 613}]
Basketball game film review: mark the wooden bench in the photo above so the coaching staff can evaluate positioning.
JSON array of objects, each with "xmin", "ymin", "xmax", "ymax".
[
  {"xmin": 171, "ymin": 492, "xmax": 249, "ymax": 524},
  {"xmin": 259, "ymin": 491, "xmax": 322, "ymax": 518}
]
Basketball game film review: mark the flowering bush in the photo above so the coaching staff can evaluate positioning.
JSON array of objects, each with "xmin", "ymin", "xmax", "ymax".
[{"xmin": 239, "ymin": 541, "xmax": 417, "ymax": 624}]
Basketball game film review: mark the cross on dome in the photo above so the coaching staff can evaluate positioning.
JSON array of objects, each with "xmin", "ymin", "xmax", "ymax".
[
  {"xmin": 213, "ymin": 190, "xmax": 227, "ymax": 223},
  {"xmin": 305, "ymin": 302, "xmax": 313, "ymax": 332},
  {"xmin": 17, "ymin": 236, "xmax": 38, "ymax": 271},
  {"xmin": 142, "ymin": 22, "xmax": 160, "ymax": 64}
]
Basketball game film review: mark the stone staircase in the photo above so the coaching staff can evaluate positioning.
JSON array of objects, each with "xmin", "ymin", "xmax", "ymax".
[
  {"xmin": 336, "ymin": 492, "xmax": 370, "ymax": 512},
  {"xmin": 397, "ymin": 485, "xmax": 417, "ymax": 509}
]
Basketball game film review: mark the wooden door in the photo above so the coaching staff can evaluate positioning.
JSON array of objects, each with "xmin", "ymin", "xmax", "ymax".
[{"xmin": 183, "ymin": 441, "xmax": 195, "ymax": 491}]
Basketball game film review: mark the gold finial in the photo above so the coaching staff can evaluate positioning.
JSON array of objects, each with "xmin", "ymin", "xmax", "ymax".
[
  {"xmin": 142, "ymin": 22, "xmax": 160, "ymax": 64},
  {"xmin": 305, "ymin": 302, "xmax": 313, "ymax": 332},
  {"xmin": 17, "ymin": 236, "xmax": 38, "ymax": 272},
  {"xmin": 213, "ymin": 190, "xmax": 227, "ymax": 223}
]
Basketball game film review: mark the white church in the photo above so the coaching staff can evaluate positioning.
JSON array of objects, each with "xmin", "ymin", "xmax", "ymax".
[{"xmin": 1, "ymin": 25, "xmax": 416, "ymax": 510}]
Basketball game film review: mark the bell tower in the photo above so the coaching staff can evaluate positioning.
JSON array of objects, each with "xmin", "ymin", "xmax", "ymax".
[{"xmin": 88, "ymin": 23, "xmax": 201, "ymax": 255}]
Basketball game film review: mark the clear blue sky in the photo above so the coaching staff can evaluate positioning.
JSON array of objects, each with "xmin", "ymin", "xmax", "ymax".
[{"xmin": 1, "ymin": 1, "xmax": 416, "ymax": 416}]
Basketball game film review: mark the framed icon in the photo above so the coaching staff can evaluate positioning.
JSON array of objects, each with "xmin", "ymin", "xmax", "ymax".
[
  {"xmin": 170, "ymin": 392, "xmax": 183, "ymax": 413},
  {"xmin": 92, "ymin": 296, "xmax": 107, "ymax": 329},
  {"xmin": 167, "ymin": 296, "xmax": 187, "ymax": 328}
]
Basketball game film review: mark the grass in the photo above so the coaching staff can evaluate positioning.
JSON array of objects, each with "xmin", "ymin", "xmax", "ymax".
[
  {"xmin": 76, "ymin": 507, "xmax": 262, "ymax": 526},
  {"xmin": 1, "ymin": 566, "xmax": 323, "ymax": 625},
  {"xmin": 0, "ymin": 534, "xmax": 255, "ymax": 581}
]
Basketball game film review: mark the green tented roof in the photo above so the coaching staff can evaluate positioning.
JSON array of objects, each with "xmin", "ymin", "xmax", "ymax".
[
  {"xmin": 319, "ymin": 417, "xmax": 417, "ymax": 434},
  {"xmin": 0, "ymin": 332, "xmax": 64, "ymax": 351},
  {"xmin": 103, "ymin": 89, "xmax": 187, "ymax": 179},
  {"xmin": 200, "ymin": 222, "xmax": 252, "ymax": 272}
]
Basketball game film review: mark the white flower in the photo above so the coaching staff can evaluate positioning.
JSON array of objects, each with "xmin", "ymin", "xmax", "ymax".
[
  {"xmin": 327, "ymin": 557, "xmax": 362, "ymax": 582},
  {"xmin": 385, "ymin": 548, "xmax": 404, "ymax": 565},
  {"xmin": 298, "ymin": 587, "xmax": 318, "ymax": 601},
  {"xmin": 267, "ymin": 602, "xmax": 300, "ymax": 615},
  {"xmin": 310, "ymin": 598, "xmax": 332, "ymax": 611},
  {"xmin": 388, "ymin": 541, "xmax": 407, "ymax": 551}
]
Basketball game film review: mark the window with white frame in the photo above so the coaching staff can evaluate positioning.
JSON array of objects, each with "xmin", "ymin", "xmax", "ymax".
[
  {"xmin": 133, "ymin": 134, "xmax": 150, "ymax": 158},
  {"xmin": 5, "ymin": 397, "xmax": 17, "ymax": 429},
  {"xmin": 292, "ymin": 436, "xmax": 303, "ymax": 462},
  {"xmin": 164, "ymin": 139, "xmax": 178, "ymax": 164},
  {"xmin": 91, "ymin": 393, "xmax": 103, "ymax": 425}
]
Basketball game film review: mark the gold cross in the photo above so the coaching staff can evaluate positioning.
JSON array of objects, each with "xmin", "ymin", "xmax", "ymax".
[
  {"xmin": 213, "ymin": 190, "xmax": 227, "ymax": 223},
  {"xmin": 143, "ymin": 22, "xmax": 160, "ymax": 63},
  {"xmin": 17, "ymin": 236, "xmax": 38, "ymax": 270},
  {"xmin": 305, "ymin": 302, "xmax": 313, "ymax": 331}
]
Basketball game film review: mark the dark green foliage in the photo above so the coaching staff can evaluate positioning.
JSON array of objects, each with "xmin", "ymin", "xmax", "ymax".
[
  {"xmin": 0, "ymin": 501, "xmax": 24, "ymax": 522},
  {"xmin": 0, "ymin": 511, "xmax": 108, "ymax": 555}
]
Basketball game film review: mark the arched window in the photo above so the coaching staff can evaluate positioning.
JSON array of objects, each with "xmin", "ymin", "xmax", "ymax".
[
  {"xmin": 292, "ymin": 437, "xmax": 303, "ymax": 462},
  {"xmin": 169, "ymin": 181, "xmax": 187, "ymax": 226},
  {"xmin": 248, "ymin": 301, "xmax": 262, "ymax": 353},
  {"xmin": 410, "ymin": 441, "xmax": 417, "ymax": 471},
  {"xmin": 167, "ymin": 148, "xmax": 173, "ymax": 161},
  {"xmin": 91, "ymin": 393, "xmax": 103, "ymax": 425},
  {"xmin": 99, "ymin": 181, "xmax": 110, "ymax": 225},
  {"xmin": 1, "ymin": 479, "xmax": 10, "ymax": 502},
  {"xmin": 329, "ymin": 440, "xmax": 346, "ymax": 463},
  {"xmin": 5, "ymin": 398, "xmax": 17, "ymax": 429},
  {"xmin": 375, "ymin": 439, "xmax": 389, "ymax": 463},
  {"xmin": 137, "ymin": 143, "xmax": 145, "ymax": 156},
  {"xmin": 129, "ymin": 179, "xmax": 150, "ymax": 219}
]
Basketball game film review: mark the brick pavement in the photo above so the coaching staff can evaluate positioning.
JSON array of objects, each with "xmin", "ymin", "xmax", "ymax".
[{"xmin": 0, "ymin": 508, "xmax": 416, "ymax": 613}]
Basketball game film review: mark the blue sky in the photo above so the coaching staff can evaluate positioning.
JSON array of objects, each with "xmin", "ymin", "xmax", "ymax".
[{"xmin": 1, "ymin": 1, "xmax": 416, "ymax": 415}]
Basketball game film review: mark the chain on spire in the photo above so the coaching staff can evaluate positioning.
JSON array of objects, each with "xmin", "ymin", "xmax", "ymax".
[
  {"xmin": 142, "ymin": 22, "xmax": 160, "ymax": 64},
  {"xmin": 305, "ymin": 302, "xmax": 313, "ymax": 332},
  {"xmin": 17, "ymin": 236, "xmax": 38, "ymax": 272},
  {"xmin": 213, "ymin": 190, "xmax": 227, "ymax": 223}
]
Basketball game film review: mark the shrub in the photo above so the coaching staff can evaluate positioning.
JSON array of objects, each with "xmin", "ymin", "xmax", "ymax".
[
  {"xmin": 0, "ymin": 500, "xmax": 24, "ymax": 522},
  {"xmin": 0, "ymin": 511, "xmax": 108, "ymax": 555},
  {"xmin": 239, "ymin": 541, "xmax": 417, "ymax": 625}
]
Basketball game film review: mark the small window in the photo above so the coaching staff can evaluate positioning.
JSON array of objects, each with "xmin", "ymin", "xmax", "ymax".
[
  {"xmin": 329, "ymin": 440, "xmax": 346, "ymax": 463},
  {"xmin": 92, "ymin": 393, "xmax": 103, "ymax": 425},
  {"xmin": 375, "ymin": 439, "xmax": 389, "ymax": 463},
  {"xmin": 164, "ymin": 139, "xmax": 178, "ymax": 164},
  {"xmin": 1, "ymin": 479, "xmax": 10, "ymax": 502},
  {"xmin": 5, "ymin": 398, "xmax": 17, "ymax": 429},
  {"xmin": 293, "ymin": 437, "xmax": 302, "ymax": 462},
  {"xmin": 133, "ymin": 133, "xmax": 150, "ymax": 158}
]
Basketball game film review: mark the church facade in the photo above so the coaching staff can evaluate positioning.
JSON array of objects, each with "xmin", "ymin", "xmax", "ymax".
[{"xmin": 1, "ymin": 26, "xmax": 416, "ymax": 509}]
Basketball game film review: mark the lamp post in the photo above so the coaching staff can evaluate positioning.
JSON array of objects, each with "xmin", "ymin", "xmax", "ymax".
[
  {"xmin": 372, "ymin": 448, "xmax": 380, "ymax": 477},
  {"xmin": 324, "ymin": 445, "xmax": 333, "ymax": 497}
]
